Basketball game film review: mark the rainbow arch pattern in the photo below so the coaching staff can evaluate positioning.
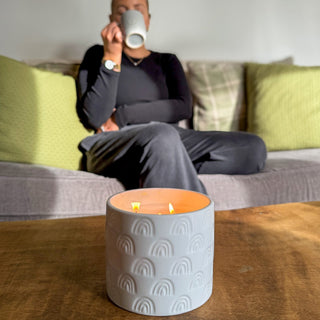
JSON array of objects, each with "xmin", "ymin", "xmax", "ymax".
[{"xmin": 106, "ymin": 204, "xmax": 214, "ymax": 316}]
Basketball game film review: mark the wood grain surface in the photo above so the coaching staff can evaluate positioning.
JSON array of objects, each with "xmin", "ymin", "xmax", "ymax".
[{"xmin": 0, "ymin": 202, "xmax": 319, "ymax": 320}]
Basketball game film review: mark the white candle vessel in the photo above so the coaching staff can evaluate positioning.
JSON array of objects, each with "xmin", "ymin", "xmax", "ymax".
[{"xmin": 105, "ymin": 188, "xmax": 214, "ymax": 316}]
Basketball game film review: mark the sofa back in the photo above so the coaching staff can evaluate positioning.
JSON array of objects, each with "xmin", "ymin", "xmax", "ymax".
[{"xmin": 32, "ymin": 56, "xmax": 293, "ymax": 133}]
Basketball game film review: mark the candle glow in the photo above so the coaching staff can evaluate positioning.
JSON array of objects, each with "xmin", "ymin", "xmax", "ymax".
[
  {"xmin": 131, "ymin": 201, "xmax": 175, "ymax": 214},
  {"xmin": 131, "ymin": 202, "xmax": 141, "ymax": 213}
]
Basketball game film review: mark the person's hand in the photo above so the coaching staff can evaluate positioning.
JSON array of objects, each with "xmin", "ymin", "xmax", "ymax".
[
  {"xmin": 101, "ymin": 22, "xmax": 123, "ymax": 64},
  {"xmin": 97, "ymin": 110, "xmax": 119, "ymax": 133},
  {"xmin": 103, "ymin": 115, "xmax": 119, "ymax": 132}
]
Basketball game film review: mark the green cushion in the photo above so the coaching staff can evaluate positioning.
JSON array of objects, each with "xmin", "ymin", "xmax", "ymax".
[
  {"xmin": 246, "ymin": 63, "xmax": 320, "ymax": 151},
  {"xmin": 0, "ymin": 55, "xmax": 91, "ymax": 170},
  {"xmin": 186, "ymin": 57, "xmax": 293, "ymax": 132}
]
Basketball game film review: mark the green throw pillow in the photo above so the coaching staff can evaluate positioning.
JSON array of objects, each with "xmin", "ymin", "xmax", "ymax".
[
  {"xmin": 246, "ymin": 63, "xmax": 320, "ymax": 151},
  {"xmin": 0, "ymin": 55, "xmax": 91, "ymax": 170},
  {"xmin": 187, "ymin": 57, "xmax": 293, "ymax": 132}
]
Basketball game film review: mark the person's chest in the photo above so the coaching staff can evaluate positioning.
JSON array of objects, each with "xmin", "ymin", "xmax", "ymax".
[{"xmin": 116, "ymin": 61, "xmax": 169, "ymax": 105}]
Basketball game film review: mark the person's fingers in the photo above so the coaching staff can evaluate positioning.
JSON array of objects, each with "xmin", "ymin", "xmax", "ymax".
[
  {"xmin": 101, "ymin": 22, "xmax": 122, "ymax": 43},
  {"xmin": 109, "ymin": 23, "xmax": 123, "ymax": 43},
  {"xmin": 114, "ymin": 30, "xmax": 123, "ymax": 43}
]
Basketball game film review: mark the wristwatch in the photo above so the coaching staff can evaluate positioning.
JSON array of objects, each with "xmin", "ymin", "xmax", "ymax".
[{"xmin": 103, "ymin": 59, "xmax": 121, "ymax": 72}]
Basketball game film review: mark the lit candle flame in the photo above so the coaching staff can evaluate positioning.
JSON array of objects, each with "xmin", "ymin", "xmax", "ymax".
[
  {"xmin": 131, "ymin": 202, "xmax": 141, "ymax": 213},
  {"xmin": 131, "ymin": 202, "xmax": 174, "ymax": 214}
]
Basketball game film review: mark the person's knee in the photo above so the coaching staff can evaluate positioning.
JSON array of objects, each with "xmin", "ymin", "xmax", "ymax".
[
  {"xmin": 144, "ymin": 123, "xmax": 181, "ymax": 152},
  {"xmin": 246, "ymin": 134, "xmax": 267, "ymax": 172},
  {"xmin": 138, "ymin": 123, "xmax": 186, "ymax": 170},
  {"xmin": 200, "ymin": 132, "xmax": 266, "ymax": 174}
]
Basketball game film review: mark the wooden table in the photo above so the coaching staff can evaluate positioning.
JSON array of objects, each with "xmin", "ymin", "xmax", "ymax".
[{"xmin": 0, "ymin": 202, "xmax": 319, "ymax": 320}]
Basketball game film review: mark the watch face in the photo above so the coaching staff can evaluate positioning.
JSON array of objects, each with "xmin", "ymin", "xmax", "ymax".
[{"xmin": 105, "ymin": 60, "xmax": 115, "ymax": 70}]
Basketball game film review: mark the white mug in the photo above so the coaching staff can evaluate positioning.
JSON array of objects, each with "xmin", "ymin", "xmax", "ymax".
[{"xmin": 121, "ymin": 10, "xmax": 147, "ymax": 49}]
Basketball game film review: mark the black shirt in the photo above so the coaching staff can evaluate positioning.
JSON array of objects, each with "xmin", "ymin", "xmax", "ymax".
[{"xmin": 77, "ymin": 45, "xmax": 192, "ymax": 130}]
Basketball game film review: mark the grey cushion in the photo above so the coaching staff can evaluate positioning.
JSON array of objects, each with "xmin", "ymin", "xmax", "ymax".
[
  {"xmin": 200, "ymin": 148, "xmax": 320, "ymax": 210},
  {"xmin": 1, "ymin": 149, "xmax": 320, "ymax": 220},
  {"xmin": 0, "ymin": 162, "xmax": 124, "ymax": 221}
]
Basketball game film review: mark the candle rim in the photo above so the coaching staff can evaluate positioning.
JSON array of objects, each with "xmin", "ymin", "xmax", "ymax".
[{"xmin": 107, "ymin": 188, "xmax": 212, "ymax": 215}]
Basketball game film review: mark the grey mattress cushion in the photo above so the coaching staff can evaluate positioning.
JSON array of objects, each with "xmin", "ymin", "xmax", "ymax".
[
  {"xmin": 200, "ymin": 148, "xmax": 320, "ymax": 210},
  {"xmin": 0, "ymin": 162, "xmax": 124, "ymax": 220},
  {"xmin": 1, "ymin": 148, "xmax": 320, "ymax": 220}
]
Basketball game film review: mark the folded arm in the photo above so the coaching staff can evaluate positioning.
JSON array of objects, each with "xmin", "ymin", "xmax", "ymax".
[
  {"xmin": 114, "ymin": 54, "xmax": 192, "ymax": 127},
  {"xmin": 77, "ymin": 47, "xmax": 192, "ymax": 130}
]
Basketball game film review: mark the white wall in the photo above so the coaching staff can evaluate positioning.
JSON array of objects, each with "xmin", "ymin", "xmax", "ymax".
[{"xmin": 1, "ymin": 0, "xmax": 319, "ymax": 65}]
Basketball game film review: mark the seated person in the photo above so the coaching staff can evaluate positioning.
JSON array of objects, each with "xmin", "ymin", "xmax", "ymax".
[{"xmin": 77, "ymin": 0, "xmax": 266, "ymax": 194}]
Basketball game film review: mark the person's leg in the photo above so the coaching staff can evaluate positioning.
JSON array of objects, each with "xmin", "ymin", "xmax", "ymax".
[
  {"xmin": 85, "ymin": 123, "xmax": 206, "ymax": 193},
  {"xmin": 176, "ymin": 127, "xmax": 267, "ymax": 174}
]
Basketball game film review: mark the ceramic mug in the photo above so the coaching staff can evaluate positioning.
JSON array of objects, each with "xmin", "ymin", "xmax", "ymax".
[{"xmin": 121, "ymin": 10, "xmax": 147, "ymax": 49}]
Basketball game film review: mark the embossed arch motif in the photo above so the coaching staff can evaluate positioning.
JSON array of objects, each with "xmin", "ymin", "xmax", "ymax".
[
  {"xmin": 170, "ymin": 295, "xmax": 192, "ymax": 314},
  {"xmin": 170, "ymin": 257, "xmax": 192, "ymax": 276},
  {"xmin": 150, "ymin": 239, "xmax": 174, "ymax": 257},
  {"xmin": 190, "ymin": 271, "xmax": 204, "ymax": 290},
  {"xmin": 170, "ymin": 217, "xmax": 192, "ymax": 235},
  {"xmin": 133, "ymin": 297, "xmax": 155, "ymax": 315},
  {"xmin": 188, "ymin": 233, "xmax": 205, "ymax": 253},
  {"xmin": 152, "ymin": 278, "xmax": 174, "ymax": 296},
  {"xmin": 117, "ymin": 273, "xmax": 137, "ymax": 294},
  {"xmin": 132, "ymin": 218, "xmax": 155, "ymax": 237},
  {"xmin": 116, "ymin": 234, "xmax": 135, "ymax": 255},
  {"xmin": 132, "ymin": 258, "xmax": 155, "ymax": 277}
]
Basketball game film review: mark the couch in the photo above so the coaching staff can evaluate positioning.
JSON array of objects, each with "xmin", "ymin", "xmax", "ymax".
[{"xmin": 1, "ymin": 55, "xmax": 320, "ymax": 221}]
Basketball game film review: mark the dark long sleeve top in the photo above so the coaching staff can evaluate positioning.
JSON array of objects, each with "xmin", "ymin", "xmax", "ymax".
[{"xmin": 77, "ymin": 45, "xmax": 192, "ymax": 130}]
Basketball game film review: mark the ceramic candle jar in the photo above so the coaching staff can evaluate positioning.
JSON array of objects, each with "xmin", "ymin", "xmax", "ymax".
[{"xmin": 105, "ymin": 188, "xmax": 214, "ymax": 316}]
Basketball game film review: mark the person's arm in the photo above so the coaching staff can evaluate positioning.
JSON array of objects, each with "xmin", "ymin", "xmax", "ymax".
[
  {"xmin": 114, "ymin": 54, "xmax": 193, "ymax": 128},
  {"xmin": 77, "ymin": 47, "xmax": 119, "ymax": 130},
  {"xmin": 77, "ymin": 23, "xmax": 123, "ymax": 130}
]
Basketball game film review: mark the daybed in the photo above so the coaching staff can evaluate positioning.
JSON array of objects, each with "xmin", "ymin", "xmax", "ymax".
[{"xmin": 0, "ymin": 55, "xmax": 319, "ymax": 220}]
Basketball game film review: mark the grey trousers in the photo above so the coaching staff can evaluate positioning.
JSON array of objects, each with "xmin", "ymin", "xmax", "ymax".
[{"xmin": 80, "ymin": 122, "xmax": 267, "ymax": 194}]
